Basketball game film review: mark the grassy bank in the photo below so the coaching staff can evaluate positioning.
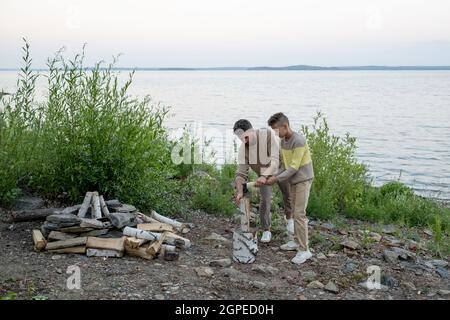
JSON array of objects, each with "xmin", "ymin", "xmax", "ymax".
[{"xmin": 1, "ymin": 42, "xmax": 449, "ymax": 248}]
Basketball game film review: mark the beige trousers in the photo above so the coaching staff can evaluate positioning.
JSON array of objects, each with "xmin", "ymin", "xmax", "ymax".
[{"xmin": 291, "ymin": 180, "xmax": 312, "ymax": 251}]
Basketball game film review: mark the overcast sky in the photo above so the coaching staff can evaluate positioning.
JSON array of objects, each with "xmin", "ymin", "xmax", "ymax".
[{"xmin": 1, "ymin": 0, "xmax": 450, "ymax": 68}]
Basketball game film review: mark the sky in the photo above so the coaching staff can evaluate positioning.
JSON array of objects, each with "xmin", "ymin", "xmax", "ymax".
[{"xmin": 1, "ymin": 0, "xmax": 450, "ymax": 68}]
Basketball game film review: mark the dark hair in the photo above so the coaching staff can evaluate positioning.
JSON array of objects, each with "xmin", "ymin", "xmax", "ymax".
[
  {"xmin": 268, "ymin": 112, "xmax": 289, "ymax": 126},
  {"xmin": 233, "ymin": 119, "xmax": 253, "ymax": 132}
]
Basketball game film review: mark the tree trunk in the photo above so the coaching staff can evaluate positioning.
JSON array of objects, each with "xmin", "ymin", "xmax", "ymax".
[
  {"xmin": 78, "ymin": 192, "xmax": 93, "ymax": 218},
  {"xmin": 9, "ymin": 208, "xmax": 64, "ymax": 222}
]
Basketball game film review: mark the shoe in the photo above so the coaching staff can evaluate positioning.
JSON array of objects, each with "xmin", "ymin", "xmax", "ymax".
[
  {"xmin": 260, "ymin": 231, "xmax": 272, "ymax": 243},
  {"xmin": 286, "ymin": 218, "xmax": 294, "ymax": 235},
  {"xmin": 280, "ymin": 240, "xmax": 298, "ymax": 251},
  {"xmin": 291, "ymin": 250, "xmax": 313, "ymax": 265}
]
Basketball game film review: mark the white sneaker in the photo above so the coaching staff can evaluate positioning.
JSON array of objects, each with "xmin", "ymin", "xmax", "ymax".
[
  {"xmin": 286, "ymin": 218, "xmax": 294, "ymax": 235},
  {"xmin": 280, "ymin": 240, "xmax": 298, "ymax": 251},
  {"xmin": 260, "ymin": 231, "xmax": 272, "ymax": 243},
  {"xmin": 291, "ymin": 250, "xmax": 313, "ymax": 265}
]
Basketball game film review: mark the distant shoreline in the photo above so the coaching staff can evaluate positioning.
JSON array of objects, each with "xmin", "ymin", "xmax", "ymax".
[{"xmin": 2, "ymin": 65, "xmax": 450, "ymax": 72}]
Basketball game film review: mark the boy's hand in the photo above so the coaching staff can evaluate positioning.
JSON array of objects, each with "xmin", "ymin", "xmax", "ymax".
[
  {"xmin": 255, "ymin": 176, "xmax": 267, "ymax": 186},
  {"xmin": 265, "ymin": 176, "xmax": 278, "ymax": 185},
  {"xmin": 235, "ymin": 193, "xmax": 243, "ymax": 206}
]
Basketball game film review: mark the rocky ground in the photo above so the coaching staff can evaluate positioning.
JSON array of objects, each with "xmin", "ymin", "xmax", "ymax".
[{"xmin": 0, "ymin": 198, "xmax": 449, "ymax": 300}]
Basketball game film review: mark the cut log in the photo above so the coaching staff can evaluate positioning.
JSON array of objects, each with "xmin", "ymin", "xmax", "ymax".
[
  {"xmin": 147, "ymin": 232, "xmax": 167, "ymax": 256},
  {"xmin": 80, "ymin": 218, "xmax": 106, "ymax": 229},
  {"xmin": 108, "ymin": 212, "xmax": 138, "ymax": 229},
  {"xmin": 125, "ymin": 244, "xmax": 154, "ymax": 260},
  {"xmin": 160, "ymin": 244, "xmax": 176, "ymax": 255},
  {"xmin": 48, "ymin": 231, "xmax": 77, "ymax": 241},
  {"xmin": 137, "ymin": 222, "xmax": 174, "ymax": 233},
  {"xmin": 163, "ymin": 251, "xmax": 179, "ymax": 261},
  {"xmin": 99, "ymin": 195, "xmax": 110, "ymax": 217},
  {"xmin": 9, "ymin": 208, "xmax": 64, "ymax": 222},
  {"xmin": 125, "ymin": 237, "xmax": 148, "ymax": 249},
  {"xmin": 61, "ymin": 204, "xmax": 82, "ymax": 215},
  {"xmin": 123, "ymin": 226, "xmax": 161, "ymax": 242},
  {"xmin": 91, "ymin": 192, "xmax": 102, "ymax": 219},
  {"xmin": 78, "ymin": 192, "xmax": 93, "ymax": 218},
  {"xmin": 150, "ymin": 210, "xmax": 185, "ymax": 230},
  {"xmin": 45, "ymin": 237, "xmax": 88, "ymax": 251},
  {"xmin": 79, "ymin": 228, "xmax": 109, "ymax": 237},
  {"xmin": 86, "ymin": 237, "xmax": 125, "ymax": 252},
  {"xmin": 86, "ymin": 248, "xmax": 123, "ymax": 258},
  {"xmin": 164, "ymin": 232, "xmax": 191, "ymax": 249},
  {"xmin": 232, "ymin": 231, "xmax": 258, "ymax": 264},
  {"xmin": 32, "ymin": 230, "xmax": 47, "ymax": 251},
  {"xmin": 48, "ymin": 246, "xmax": 86, "ymax": 254}
]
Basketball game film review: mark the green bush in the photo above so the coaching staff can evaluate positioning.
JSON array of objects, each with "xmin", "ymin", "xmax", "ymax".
[{"xmin": 0, "ymin": 40, "xmax": 182, "ymax": 214}]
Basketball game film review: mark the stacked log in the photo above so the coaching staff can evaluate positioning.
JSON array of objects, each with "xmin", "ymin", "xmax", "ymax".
[{"xmin": 30, "ymin": 191, "xmax": 191, "ymax": 262}]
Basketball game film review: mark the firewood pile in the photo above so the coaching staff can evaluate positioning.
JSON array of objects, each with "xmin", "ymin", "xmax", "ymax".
[{"xmin": 31, "ymin": 191, "xmax": 191, "ymax": 261}]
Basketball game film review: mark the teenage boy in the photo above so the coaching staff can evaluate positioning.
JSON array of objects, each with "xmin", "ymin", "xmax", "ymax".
[
  {"xmin": 233, "ymin": 119, "xmax": 281, "ymax": 243},
  {"xmin": 265, "ymin": 112, "xmax": 314, "ymax": 265}
]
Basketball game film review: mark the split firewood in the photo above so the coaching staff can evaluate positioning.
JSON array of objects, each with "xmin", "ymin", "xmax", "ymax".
[
  {"xmin": 91, "ymin": 192, "xmax": 102, "ymax": 219},
  {"xmin": 146, "ymin": 232, "xmax": 167, "ymax": 256},
  {"xmin": 108, "ymin": 212, "xmax": 138, "ymax": 229},
  {"xmin": 125, "ymin": 237, "xmax": 148, "ymax": 249},
  {"xmin": 9, "ymin": 208, "xmax": 64, "ymax": 222},
  {"xmin": 123, "ymin": 226, "xmax": 161, "ymax": 241},
  {"xmin": 86, "ymin": 237, "xmax": 125, "ymax": 253},
  {"xmin": 78, "ymin": 192, "xmax": 93, "ymax": 218},
  {"xmin": 86, "ymin": 248, "xmax": 123, "ymax": 258},
  {"xmin": 45, "ymin": 237, "xmax": 88, "ymax": 251},
  {"xmin": 137, "ymin": 222, "xmax": 174, "ymax": 233},
  {"xmin": 150, "ymin": 210, "xmax": 186, "ymax": 231},
  {"xmin": 48, "ymin": 246, "xmax": 86, "ymax": 254},
  {"xmin": 125, "ymin": 243, "xmax": 154, "ymax": 260},
  {"xmin": 160, "ymin": 244, "xmax": 176, "ymax": 254},
  {"xmin": 164, "ymin": 232, "xmax": 191, "ymax": 249},
  {"xmin": 48, "ymin": 231, "xmax": 77, "ymax": 241},
  {"xmin": 99, "ymin": 195, "xmax": 110, "ymax": 217},
  {"xmin": 32, "ymin": 230, "xmax": 47, "ymax": 251}
]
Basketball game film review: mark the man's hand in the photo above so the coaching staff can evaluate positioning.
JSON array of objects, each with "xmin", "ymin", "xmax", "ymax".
[
  {"xmin": 255, "ymin": 176, "xmax": 267, "ymax": 186},
  {"xmin": 235, "ymin": 192, "xmax": 243, "ymax": 206},
  {"xmin": 265, "ymin": 176, "xmax": 278, "ymax": 185}
]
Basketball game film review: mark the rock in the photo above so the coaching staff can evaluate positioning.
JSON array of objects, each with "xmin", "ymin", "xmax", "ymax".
[
  {"xmin": 195, "ymin": 267, "xmax": 214, "ymax": 278},
  {"xmin": 321, "ymin": 223, "xmax": 335, "ymax": 231},
  {"xmin": 341, "ymin": 239, "xmax": 359, "ymax": 250},
  {"xmin": 301, "ymin": 270, "xmax": 317, "ymax": 282},
  {"xmin": 428, "ymin": 259, "xmax": 448, "ymax": 268},
  {"xmin": 401, "ymin": 281, "xmax": 416, "ymax": 291},
  {"xmin": 382, "ymin": 225, "xmax": 396, "ymax": 235},
  {"xmin": 209, "ymin": 258, "xmax": 232, "ymax": 268},
  {"xmin": 251, "ymin": 264, "xmax": 278, "ymax": 275},
  {"xmin": 384, "ymin": 236, "xmax": 403, "ymax": 247},
  {"xmin": 317, "ymin": 253, "xmax": 327, "ymax": 260},
  {"xmin": 14, "ymin": 196, "xmax": 45, "ymax": 211},
  {"xmin": 369, "ymin": 232, "xmax": 382, "ymax": 242},
  {"xmin": 251, "ymin": 281, "xmax": 267, "ymax": 289},
  {"xmin": 423, "ymin": 229, "xmax": 433, "ymax": 236},
  {"xmin": 381, "ymin": 275, "xmax": 399, "ymax": 288},
  {"xmin": 438, "ymin": 289, "xmax": 450, "ymax": 296},
  {"xmin": 154, "ymin": 294, "xmax": 165, "ymax": 300},
  {"xmin": 338, "ymin": 229, "xmax": 348, "ymax": 235},
  {"xmin": 51, "ymin": 255, "xmax": 63, "ymax": 260},
  {"xmin": 307, "ymin": 280, "xmax": 324, "ymax": 289},
  {"xmin": 343, "ymin": 261, "xmax": 359, "ymax": 274},
  {"xmin": 324, "ymin": 281, "xmax": 339, "ymax": 294},
  {"xmin": 203, "ymin": 232, "xmax": 231, "ymax": 244},
  {"xmin": 383, "ymin": 250, "xmax": 400, "ymax": 263},
  {"xmin": 436, "ymin": 267, "xmax": 449, "ymax": 279},
  {"xmin": 391, "ymin": 247, "xmax": 416, "ymax": 261}
]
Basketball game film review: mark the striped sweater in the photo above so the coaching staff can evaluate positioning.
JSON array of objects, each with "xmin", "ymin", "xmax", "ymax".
[{"xmin": 277, "ymin": 131, "xmax": 314, "ymax": 184}]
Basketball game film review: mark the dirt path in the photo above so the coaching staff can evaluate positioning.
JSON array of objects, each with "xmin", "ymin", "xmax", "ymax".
[{"xmin": 0, "ymin": 210, "xmax": 449, "ymax": 300}]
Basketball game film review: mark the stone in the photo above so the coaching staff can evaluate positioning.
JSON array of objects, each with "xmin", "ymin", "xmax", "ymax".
[
  {"xmin": 51, "ymin": 255, "xmax": 63, "ymax": 260},
  {"xmin": 307, "ymin": 281, "xmax": 324, "ymax": 289},
  {"xmin": 203, "ymin": 232, "xmax": 231, "ymax": 244},
  {"xmin": 251, "ymin": 281, "xmax": 267, "ymax": 289},
  {"xmin": 321, "ymin": 223, "xmax": 336, "ymax": 231},
  {"xmin": 401, "ymin": 281, "xmax": 416, "ymax": 291},
  {"xmin": 343, "ymin": 261, "xmax": 359, "ymax": 274},
  {"xmin": 436, "ymin": 267, "xmax": 449, "ymax": 279},
  {"xmin": 383, "ymin": 250, "xmax": 400, "ymax": 263},
  {"xmin": 341, "ymin": 239, "xmax": 359, "ymax": 250},
  {"xmin": 154, "ymin": 294, "xmax": 165, "ymax": 300},
  {"xmin": 301, "ymin": 270, "xmax": 317, "ymax": 282},
  {"xmin": 209, "ymin": 258, "xmax": 232, "ymax": 268},
  {"xmin": 382, "ymin": 225, "xmax": 396, "ymax": 235},
  {"xmin": 251, "ymin": 264, "xmax": 278, "ymax": 275},
  {"xmin": 392, "ymin": 247, "xmax": 416, "ymax": 261},
  {"xmin": 423, "ymin": 229, "xmax": 433, "ymax": 236},
  {"xmin": 324, "ymin": 281, "xmax": 339, "ymax": 294},
  {"xmin": 381, "ymin": 275, "xmax": 399, "ymax": 288},
  {"xmin": 438, "ymin": 289, "xmax": 450, "ymax": 296},
  {"xmin": 428, "ymin": 259, "xmax": 448, "ymax": 268},
  {"xmin": 369, "ymin": 232, "xmax": 382, "ymax": 242},
  {"xmin": 195, "ymin": 267, "xmax": 214, "ymax": 278},
  {"xmin": 317, "ymin": 253, "xmax": 327, "ymax": 260}
]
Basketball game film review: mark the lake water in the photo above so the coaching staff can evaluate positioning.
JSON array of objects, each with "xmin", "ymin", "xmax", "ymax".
[{"xmin": 1, "ymin": 70, "xmax": 450, "ymax": 201}]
